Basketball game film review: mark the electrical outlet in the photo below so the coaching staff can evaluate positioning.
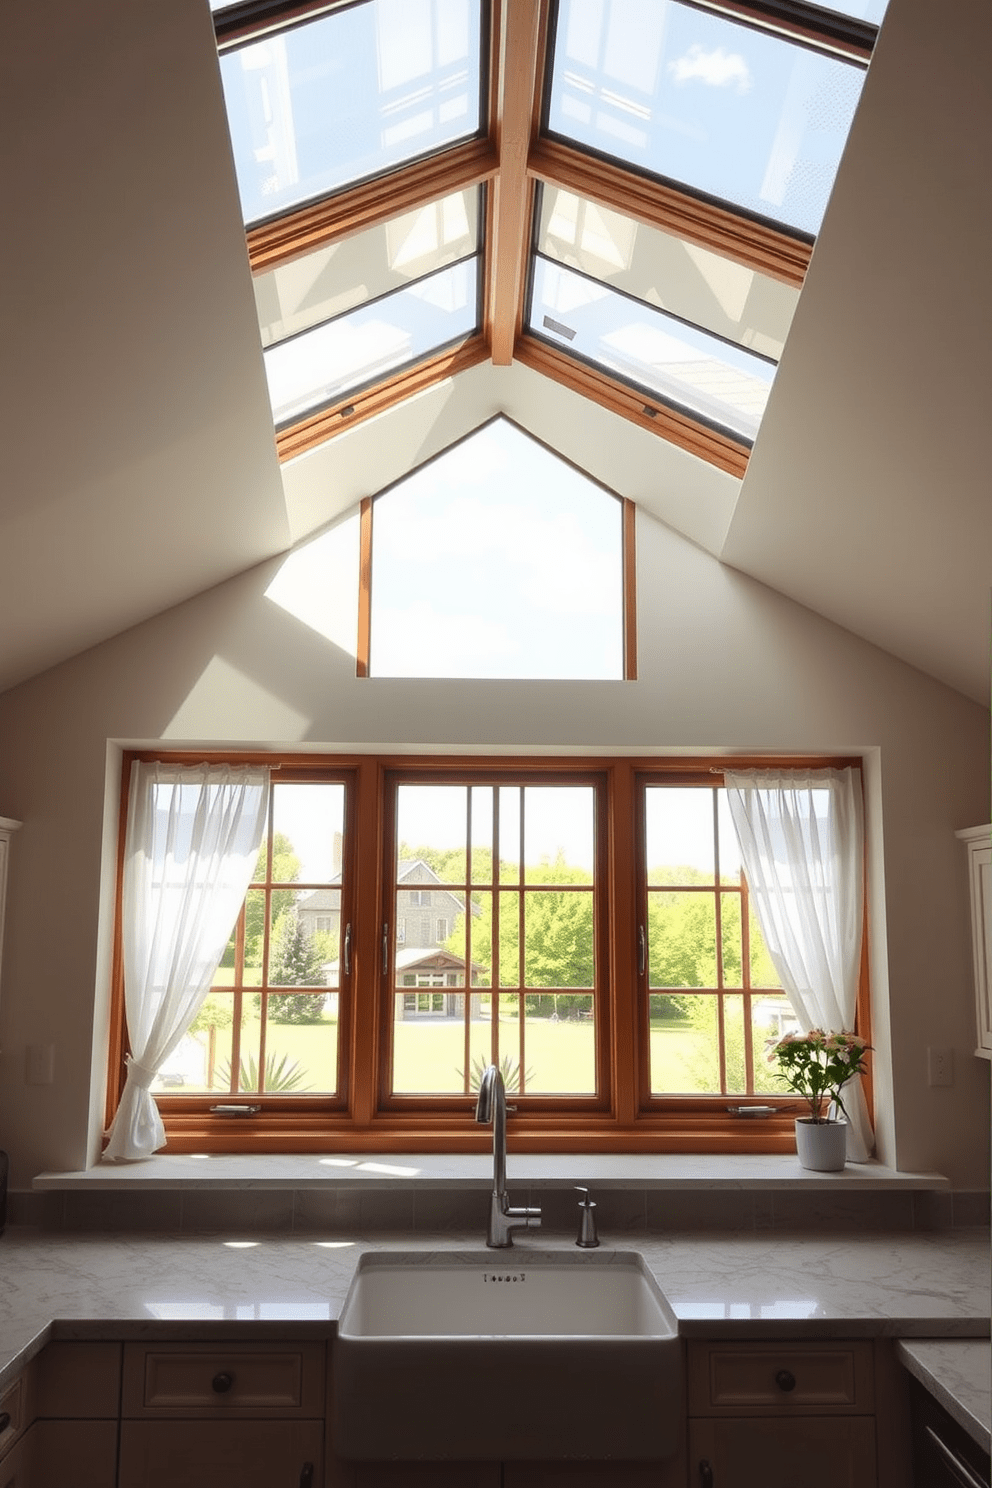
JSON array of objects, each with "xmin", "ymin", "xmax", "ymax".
[{"xmin": 927, "ymin": 1046, "xmax": 953, "ymax": 1087}]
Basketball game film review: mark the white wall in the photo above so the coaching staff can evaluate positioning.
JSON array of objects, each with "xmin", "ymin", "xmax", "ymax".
[{"xmin": 0, "ymin": 508, "xmax": 987, "ymax": 1188}]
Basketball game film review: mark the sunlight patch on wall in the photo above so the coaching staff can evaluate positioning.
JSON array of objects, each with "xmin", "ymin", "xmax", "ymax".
[
  {"xmin": 264, "ymin": 513, "xmax": 361, "ymax": 658},
  {"xmin": 163, "ymin": 657, "xmax": 311, "ymax": 739}
]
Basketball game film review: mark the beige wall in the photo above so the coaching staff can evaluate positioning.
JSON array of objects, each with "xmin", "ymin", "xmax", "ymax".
[{"xmin": 0, "ymin": 508, "xmax": 987, "ymax": 1188}]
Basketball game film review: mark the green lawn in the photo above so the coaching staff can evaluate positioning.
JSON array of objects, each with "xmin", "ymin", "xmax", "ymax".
[{"xmin": 185, "ymin": 1014, "xmax": 756, "ymax": 1097}]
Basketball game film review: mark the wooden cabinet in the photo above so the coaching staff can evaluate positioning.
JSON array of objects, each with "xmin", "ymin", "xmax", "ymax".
[
  {"xmin": 956, "ymin": 825, "xmax": 992, "ymax": 1058},
  {"xmin": 0, "ymin": 1342, "xmax": 121, "ymax": 1488},
  {"xmin": 0, "ymin": 1373, "xmax": 29, "ymax": 1482},
  {"xmin": 118, "ymin": 1340, "xmax": 324, "ymax": 1488},
  {"xmin": 687, "ymin": 1341, "xmax": 877, "ymax": 1487}
]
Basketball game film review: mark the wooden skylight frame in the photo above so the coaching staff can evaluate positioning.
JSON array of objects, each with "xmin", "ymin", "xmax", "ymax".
[{"xmin": 218, "ymin": 0, "xmax": 883, "ymax": 470}]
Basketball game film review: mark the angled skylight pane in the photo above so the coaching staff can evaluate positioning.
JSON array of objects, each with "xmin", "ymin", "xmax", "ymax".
[
  {"xmin": 530, "ymin": 259, "xmax": 774, "ymax": 442},
  {"xmin": 370, "ymin": 418, "xmax": 625, "ymax": 680},
  {"xmin": 220, "ymin": 0, "xmax": 482, "ymax": 225},
  {"xmin": 255, "ymin": 188, "xmax": 479, "ymax": 347},
  {"xmin": 538, "ymin": 186, "xmax": 798, "ymax": 360},
  {"xmin": 547, "ymin": 0, "xmax": 867, "ymax": 237},
  {"xmin": 264, "ymin": 258, "xmax": 479, "ymax": 426},
  {"xmin": 816, "ymin": 1, "xmax": 889, "ymax": 22}
]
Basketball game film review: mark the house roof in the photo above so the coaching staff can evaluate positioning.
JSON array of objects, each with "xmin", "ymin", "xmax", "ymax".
[{"xmin": 3, "ymin": 0, "xmax": 990, "ymax": 705}]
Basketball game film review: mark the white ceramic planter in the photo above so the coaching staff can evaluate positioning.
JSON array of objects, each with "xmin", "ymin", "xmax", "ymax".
[{"xmin": 794, "ymin": 1117, "xmax": 847, "ymax": 1171}]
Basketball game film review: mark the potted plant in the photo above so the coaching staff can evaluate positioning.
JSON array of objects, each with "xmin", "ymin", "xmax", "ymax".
[{"xmin": 767, "ymin": 1028, "xmax": 871, "ymax": 1171}]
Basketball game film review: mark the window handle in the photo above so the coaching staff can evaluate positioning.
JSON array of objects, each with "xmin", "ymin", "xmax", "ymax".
[
  {"xmin": 343, "ymin": 921, "xmax": 352, "ymax": 977},
  {"xmin": 638, "ymin": 924, "xmax": 646, "ymax": 978},
  {"xmin": 382, "ymin": 922, "xmax": 389, "ymax": 975}
]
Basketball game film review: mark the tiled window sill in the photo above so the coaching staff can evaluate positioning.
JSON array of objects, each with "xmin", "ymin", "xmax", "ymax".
[{"xmin": 20, "ymin": 1154, "xmax": 987, "ymax": 1236}]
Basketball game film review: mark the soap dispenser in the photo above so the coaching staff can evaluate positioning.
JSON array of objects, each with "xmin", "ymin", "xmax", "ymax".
[{"xmin": 575, "ymin": 1186, "xmax": 600, "ymax": 1248}]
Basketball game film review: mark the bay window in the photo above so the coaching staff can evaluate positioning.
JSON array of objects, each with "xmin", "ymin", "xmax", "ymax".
[{"xmin": 107, "ymin": 752, "xmax": 869, "ymax": 1154}]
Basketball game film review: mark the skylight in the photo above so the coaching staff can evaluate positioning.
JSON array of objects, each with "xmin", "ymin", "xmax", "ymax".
[
  {"xmin": 535, "ymin": 186, "xmax": 799, "ymax": 359},
  {"xmin": 219, "ymin": 0, "xmax": 484, "ymax": 224},
  {"xmin": 259, "ymin": 187, "xmax": 483, "ymax": 425},
  {"xmin": 214, "ymin": 0, "xmax": 887, "ymax": 470},
  {"xmin": 545, "ymin": 0, "xmax": 870, "ymax": 238}
]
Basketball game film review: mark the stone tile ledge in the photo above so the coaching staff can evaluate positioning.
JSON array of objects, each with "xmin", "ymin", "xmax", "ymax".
[
  {"xmin": 18, "ymin": 1155, "xmax": 988, "ymax": 1237},
  {"xmin": 32, "ymin": 1152, "xmax": 954, "ymax": 1191}
]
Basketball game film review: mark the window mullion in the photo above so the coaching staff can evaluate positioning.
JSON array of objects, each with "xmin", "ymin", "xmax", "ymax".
[
  {"xmin": 611, "ymin": 764, "xmax": 639, "ymax": 1125},
  {"xmin": 351, "ymin": 758, "xmax": 385, "ymax": 1124}
]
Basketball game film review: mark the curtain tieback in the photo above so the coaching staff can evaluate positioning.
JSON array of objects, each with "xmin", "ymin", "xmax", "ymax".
[{"xmin": 124, "ymin": 1055, "xmax": 158, "ymax": 1091}]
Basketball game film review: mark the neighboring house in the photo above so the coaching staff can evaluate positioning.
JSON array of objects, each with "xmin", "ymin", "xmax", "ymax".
[
  {"xmin": 298, "ymin": 861, "xmax": 482, "ymax": 1018},
  {"xmin": 394, "ymin": 948, "xmax": 485, "ymax": 1021},
  {"xmin": 298, "ymin": 859, "xmax": 470, "ymax": 955},
  {"xmin": 294, "ymin": 886, "xmax": 342, "ymax": 944}
]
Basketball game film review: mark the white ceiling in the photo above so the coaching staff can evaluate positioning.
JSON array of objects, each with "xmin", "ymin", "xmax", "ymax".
[{"xmin": 2, "ymin": 0, "xmax": 989, "ymax": 706}]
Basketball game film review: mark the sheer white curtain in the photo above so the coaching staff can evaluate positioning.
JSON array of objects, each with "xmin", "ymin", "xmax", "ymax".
[
  {"xmin": 104, "ymin": 762, "xmax": 270, "ymax": 1161},
  {"xmin": 724, "ymin": 767, "xmax": 874, "ymax": 1161}
]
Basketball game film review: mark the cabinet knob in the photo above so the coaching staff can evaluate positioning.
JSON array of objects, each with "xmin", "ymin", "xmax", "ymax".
[
  {"xmin": 299, "ymin": 1465, "xmax": 314, "ymax": 1488},
  {"xmin": 211, "ymin": 1371, "xmax": 234, "ymax": 1393},
  {"xmin": 698, "ymin": 1460, "xmax": 714, "ymax": 1487},
  {"xmin": 775, "ymin": 1368, "xmax": 797, "ymax": 1392}
]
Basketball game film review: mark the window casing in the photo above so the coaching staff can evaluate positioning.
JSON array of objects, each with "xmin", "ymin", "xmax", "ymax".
[{"xmin": 108, "ymin": 752, "xmax": 870, "ymax": 1154}]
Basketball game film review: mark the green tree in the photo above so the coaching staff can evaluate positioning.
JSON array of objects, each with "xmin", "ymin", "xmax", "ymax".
[
  {"xmin": 247, "ymin": 833, "xmax": 301, "ymax": 970},
  {"xmin": 442, "ymin": 853, "xmax": 595, "ymax": 992},
  {"xmin": 267, "ymin": 909, "xmax": 327, "ymax": 1024}
]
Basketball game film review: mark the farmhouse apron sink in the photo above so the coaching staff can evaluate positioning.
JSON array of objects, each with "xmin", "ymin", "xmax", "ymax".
[{"xmin": 332, "ymin": 1249, "xmax": 682, "ymax": 1461}]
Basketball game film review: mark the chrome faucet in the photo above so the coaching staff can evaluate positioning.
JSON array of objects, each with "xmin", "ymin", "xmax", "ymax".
[{"xmin": 474, "ymin": 1063, "xmax": 541, "ymax": 1248}]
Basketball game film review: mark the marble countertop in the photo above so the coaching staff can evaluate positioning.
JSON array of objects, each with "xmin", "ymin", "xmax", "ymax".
[
  {"xmin": 897, "ymin": 1338, "xmax": 991, "ymax": 1455},
  {"xmin": 0, "ymin": 1225, "xmax": 986, "ymax": 1391}
]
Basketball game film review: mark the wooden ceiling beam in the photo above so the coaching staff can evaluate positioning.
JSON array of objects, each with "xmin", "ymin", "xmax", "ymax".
[{"xmin": 487, "ymin": 0, "xmax": 546, "ymax": 364}]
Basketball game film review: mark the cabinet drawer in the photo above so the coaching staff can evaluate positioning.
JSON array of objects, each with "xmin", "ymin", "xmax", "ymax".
[
  {"xmin": 688, "ymin": 1341, "xmax": 874, "ymax": 1414},
  {"xmin": 122, "ymin": 1341, "xmax": 325, "ymax": 1417}
]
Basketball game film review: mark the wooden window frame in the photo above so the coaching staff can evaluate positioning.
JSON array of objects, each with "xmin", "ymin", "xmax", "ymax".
[
  {"xmin": 377, "ymin": 764, "xmax": 612, "ymax": 1118},
  {"xmin": 106, "ymin": 751, "xmax": 871, "ymax": 1156}
]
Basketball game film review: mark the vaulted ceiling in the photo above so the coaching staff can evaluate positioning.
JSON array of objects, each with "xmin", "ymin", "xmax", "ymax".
[{"xmin": 2, "ymin": 0, "xmax": 989, "ymax": 706}]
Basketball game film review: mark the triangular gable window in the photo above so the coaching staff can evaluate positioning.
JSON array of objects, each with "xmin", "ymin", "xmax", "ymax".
[{"xmin": 365, "ymin": 417, "xmax": 634, "ymax": 680}]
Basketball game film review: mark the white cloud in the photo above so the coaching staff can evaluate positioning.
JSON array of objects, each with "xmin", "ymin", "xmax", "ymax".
[{"xmin": 668, "ymin": 45, "xmax": 752, "ymax": 93}]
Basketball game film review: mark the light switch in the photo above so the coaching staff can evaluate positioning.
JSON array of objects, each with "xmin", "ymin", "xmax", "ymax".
[{"xmin": 26, "ymin": 1043, "xmax": 55, "ymax": 1085}]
